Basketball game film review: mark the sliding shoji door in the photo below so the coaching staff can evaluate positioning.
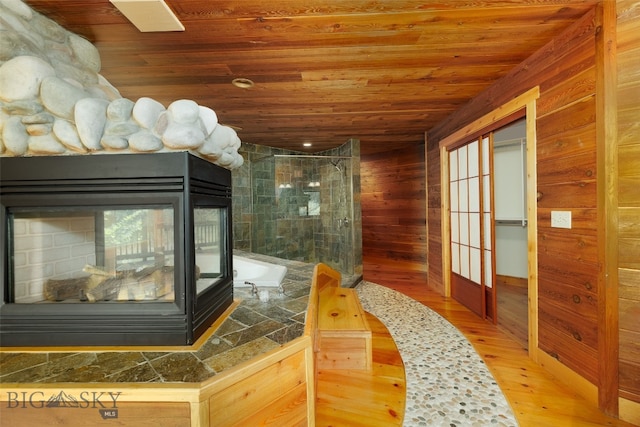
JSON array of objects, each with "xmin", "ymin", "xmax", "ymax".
[{"xmin": 449, "ymin": 136, "xmax": 495, "ymax": 319}]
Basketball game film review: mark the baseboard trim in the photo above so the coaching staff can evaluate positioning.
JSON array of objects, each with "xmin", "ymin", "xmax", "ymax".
[
  {"xmin": 619, "ymin": 397, "xmax": 640, "ymax": 425},
  {"xmin": 535, "ymin": 348, "xmax": 598, "ymax": 406}
]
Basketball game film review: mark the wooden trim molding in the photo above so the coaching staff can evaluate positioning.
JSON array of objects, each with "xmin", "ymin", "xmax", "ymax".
[
  {"xmin": 438, "ymin": 87, "xmax": 539, "ymax": 150},
  {"xmin": 439, "ymin": 87, "xmax": 540, "ymax": 352},
  {"xmin": 440, "ymin": 145, "xmax": 451, "ymax": 298},
  {"xmin": 619, "ymin": 398, "xmax": 640, "ymax": 426},
  {"xmin": 536, "ymin": 347, "xmax": 598, "ymax": 406},
  {"xmin": 595, "ymin": 0, "xmax": 619, "ymax": 416},
  {"xmin": 525, "ymin": 97, "xmax": 539, "ymax": 362}
]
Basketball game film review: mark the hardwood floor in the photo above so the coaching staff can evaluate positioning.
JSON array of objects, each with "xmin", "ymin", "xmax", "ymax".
[
  {"xmin": 316, "ymin": 312, "xmax": 405, "ymax": 427},
  {"xmin": 380, "ymin": 280, "xmax": 637, "ymax": 427},
  {"xmin": 496, "ymin": 275, "xmax": 529, "ymax": 350}
]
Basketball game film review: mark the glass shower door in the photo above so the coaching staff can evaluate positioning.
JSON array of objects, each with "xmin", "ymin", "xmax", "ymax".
[{"xmin": 250, "ymin": 154, "xmax": 356, "ymax": 277}]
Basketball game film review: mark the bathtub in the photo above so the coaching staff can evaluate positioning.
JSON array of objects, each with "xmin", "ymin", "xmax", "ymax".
[{"xmin": 233, "ymin": 255, "xmax": 287, "ymax": 287}]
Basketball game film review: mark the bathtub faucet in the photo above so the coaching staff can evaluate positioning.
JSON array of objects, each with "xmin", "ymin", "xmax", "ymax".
[{"xmin": 245, "ymin": 281, "xmax": 258, "ymax": 295}]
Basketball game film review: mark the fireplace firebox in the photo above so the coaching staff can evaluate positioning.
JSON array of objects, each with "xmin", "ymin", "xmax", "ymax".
[{"xmin": 0, "ymin": 152, "xmax": 233, "ymax": 347}]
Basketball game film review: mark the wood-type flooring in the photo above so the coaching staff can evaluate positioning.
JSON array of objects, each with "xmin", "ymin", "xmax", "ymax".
[{"xmin": 316, "ymin": 274, "xmax": 637, "ymax": 426}]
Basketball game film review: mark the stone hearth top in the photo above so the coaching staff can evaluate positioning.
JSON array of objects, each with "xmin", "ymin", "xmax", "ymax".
[{"xmin": 0, "ymin": 252, "xmax": 314, "ymax": 384}]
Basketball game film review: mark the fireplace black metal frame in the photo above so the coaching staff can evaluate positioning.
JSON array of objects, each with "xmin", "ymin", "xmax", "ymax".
[{"xmin": 0, "ymin": 152, "xmax": 233, "ymax": 347}]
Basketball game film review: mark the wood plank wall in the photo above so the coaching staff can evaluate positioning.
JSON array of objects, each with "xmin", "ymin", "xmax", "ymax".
[
  {"xmin": 425, "ymin": 3, "xmax": 631, "ymax": 411},
  {"xmin": 361, "ymin": 144, "xmax": 427, "ymax": 287},
  {"xmin": 617, "ymin": 0, "xmax": 640, "ymax": 407}
]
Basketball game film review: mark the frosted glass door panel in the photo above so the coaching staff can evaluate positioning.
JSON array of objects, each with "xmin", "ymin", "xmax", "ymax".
[
  {"xmin": 482, "ymin": 136, "xmax": 493, "ymax": 288},
  {"xmin": 459, "ymin": 212, "xmax": 469, "ymax": 245},
  {"xmin": 459, "ymin": 179, "xmax": 468, "ymax": 211},
  {"xmin": 450, "ymin": 151, "xmax": 458, "ymax": 181},
  {"xmin": 484, "ymin": 213, "xmax": 492, "ymax": 250},
  {"xmin": 470, "ymin": 248, "xmax": 482, "ymax": 284},
  {"xmin": 468, "ymin": 141, "xmax": 479, "ymax": 178},
  {"xmin": 469, "ymin": 177, "xmax": 480, "ymax": 212},
  {"xmin": 451, "ymin": 212, "xmax": 459, "ymax": 242},
  {"xmin": 450, "ymin": 181, "xmax": 459, "ymax": 211},
  {"xmin": 483, "ymin": 177, "xmax": 491, "ymax": 212},
  {"xmin": 449, "ymin": 139, "xmax": 483, "ymax": 287},
  {"xmin": 458, "ymin": 146, "xmax": 467, "ymax": 179},
  {"xmin": 484, "ymin": 250, "xmax": 493, "ymax": 288},
  {"xmin": 460, "ymin": 245, "xmax": 470, "ymax": 279},
  {"xmin": 470, "ymin": 213, "xmax": 481, "ymax": 248},
  {"xmin": 452, "ymin": 243, "xmax": 460, "ymax": 274}
]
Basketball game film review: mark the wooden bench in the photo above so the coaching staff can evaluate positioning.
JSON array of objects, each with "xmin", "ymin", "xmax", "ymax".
[{"xmin": 313, "ymin": 263, "xmax": 372, "ymax": 371}]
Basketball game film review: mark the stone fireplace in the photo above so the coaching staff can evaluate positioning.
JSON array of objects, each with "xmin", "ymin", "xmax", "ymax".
[{"xmin": 0, "ymin": 152, "xmax": 234, "ymax": 346}]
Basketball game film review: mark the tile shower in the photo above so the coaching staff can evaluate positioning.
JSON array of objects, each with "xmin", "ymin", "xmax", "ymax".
[{"xmin": 232, "ymin": 140, "xmax": 362, "ymax": 284}]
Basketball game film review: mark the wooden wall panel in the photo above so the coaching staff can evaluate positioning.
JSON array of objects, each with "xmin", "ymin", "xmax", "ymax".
[
  {"xmin": 533, "ymin": 30, "xmax": 602, "ymax": 381},
  {"xmin": 425, "ymin": 4, "xmax": 607, "ymax": 396},
  {"xmin": 617, "ymin": 0, "xmax": 640, "ymax": 406},
  {"xmin": 361, "ymin": 144, "xmax": 427, "ymax": 287},
  {"xmin": 207, "ymin": 349, "xmax": 308, "ymax": 427},
  {"xmin": 426, "ymin": 146, "xmax": 444, "ymax": 293},
  {"xmin": 539, "ymin": 297, "xmax": 599, "ymax": 349},
  {"xmin": 537, "ymin": 314, "xmax": 599, "ymax": 384},
  {"xmin": 538, "ymin": 277, "xmax": 598, "ymax": 320},
  {"xmin": 537, "ymin": 252, "xmax": 599, "ymax": 292},
  {"xmin": 0, "ymin": 401, "xmax": 191, "ymax": 427}
]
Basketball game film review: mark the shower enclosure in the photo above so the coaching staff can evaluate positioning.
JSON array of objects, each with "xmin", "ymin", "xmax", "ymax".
[{"xmin": 249, "ymin": 154, "xmax": 358, "ymax": 279}]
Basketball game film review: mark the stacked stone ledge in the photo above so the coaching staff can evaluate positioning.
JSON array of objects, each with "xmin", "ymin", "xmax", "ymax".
[{"xmin": 0, "ymin": 0, "xmax": 243, "ymax": 169}]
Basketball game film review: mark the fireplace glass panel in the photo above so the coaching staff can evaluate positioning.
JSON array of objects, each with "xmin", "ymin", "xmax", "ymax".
[
  {"xmin": 10, "ymin": 206, "xmax": 177, "ymax": 304},
  {"xmin": 194, "ymin": 206, "xmax": 226, "ymax": 295}
]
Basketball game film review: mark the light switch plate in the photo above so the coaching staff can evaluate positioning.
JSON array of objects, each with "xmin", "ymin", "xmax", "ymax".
[{"xmin": 551, "ymin": 210, "xmax": 571, "ymax": 229}]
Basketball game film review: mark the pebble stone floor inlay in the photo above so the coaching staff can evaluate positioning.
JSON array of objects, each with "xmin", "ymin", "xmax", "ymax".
[{"xmin": 356, "ymin": 281, "xmax": 519, "ymax": 427}]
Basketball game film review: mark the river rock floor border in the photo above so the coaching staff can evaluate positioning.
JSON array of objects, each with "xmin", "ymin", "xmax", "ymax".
[{"xmin": 356, "ymin": 281, "xmax": 519, "ymax": 427}]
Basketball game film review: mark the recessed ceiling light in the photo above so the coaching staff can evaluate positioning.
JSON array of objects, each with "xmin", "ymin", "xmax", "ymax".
[
  {"xmin": 303, "ymin": 142, "xmax": 312, "ymax": 147},
  {"xmin": 232, "ymin": 78, "xmax": 255, "ymax": 89}
]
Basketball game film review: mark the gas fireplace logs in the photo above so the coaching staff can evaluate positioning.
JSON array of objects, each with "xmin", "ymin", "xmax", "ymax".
[{"xmin": 44, "ymin": 264, "xmax": 175, "ymax": 302}]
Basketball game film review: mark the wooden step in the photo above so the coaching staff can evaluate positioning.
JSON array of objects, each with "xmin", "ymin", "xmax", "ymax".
[
  {"xmin": 316, "ymin": 312, "xmax": 405, "ymax": 426},
  {"xmin": 313, "ymin": 263, "xmax": 372, "ymax": 371}
]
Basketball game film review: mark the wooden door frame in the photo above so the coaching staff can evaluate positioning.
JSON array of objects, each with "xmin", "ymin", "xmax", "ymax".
[{"xmin": 439, "ymin": 87, "xmax": 540, "ymax": 359}]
